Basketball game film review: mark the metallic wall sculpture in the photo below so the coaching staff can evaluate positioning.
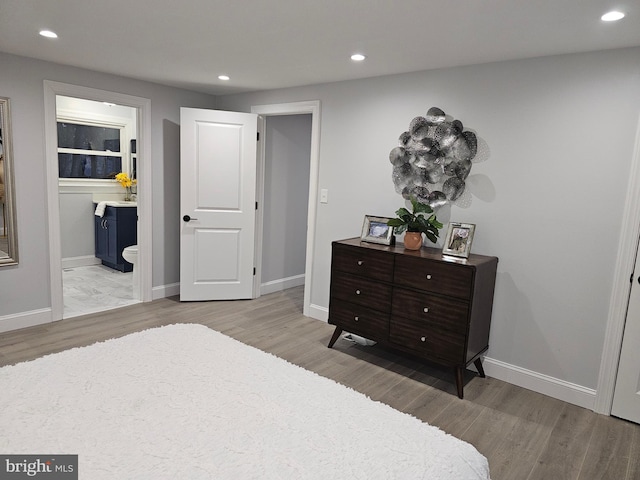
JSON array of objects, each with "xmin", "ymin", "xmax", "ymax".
[{"xmin": 390, "ymin": 107, "xmax": 478, "ymax": 208}]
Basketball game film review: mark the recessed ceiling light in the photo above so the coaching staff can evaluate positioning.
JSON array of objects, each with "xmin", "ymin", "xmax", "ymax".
[
  {"xmin": 601, "ymin": 11, "xmax": 625, "ymax": 21},
  {"xmin": 39, "ymin": 30, "xmax": 58, "ymax": 38},
  {"xmin": 218, "ymin": 75, "xmax": 230, "ymax": 81},
  {"xmin": 350, "ymin": 54, "xmax": 366, "ymax": 62}
]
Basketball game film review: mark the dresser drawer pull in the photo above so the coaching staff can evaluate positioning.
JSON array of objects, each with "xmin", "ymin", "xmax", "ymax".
[
  {"xmin": 357, "ymin": 260, "xmax": 364, "ymax": 266},
  {"xmin": 354, "ymin": 316, "xmax": 359, "ymax": 321},
  {"xmin": 355, "ymin": 289, "xmax": 361, "ymax": 295},
  {"xmin": 426, "ymin": 274, "xmax": 432, "ymax": 280},
  {"xmin": 420, "ymin": 336, "xmax": 427, "ymax": 342},
  {"xmin": 423, "ymin": 307, "xmax": 429, "ymax": 313}
]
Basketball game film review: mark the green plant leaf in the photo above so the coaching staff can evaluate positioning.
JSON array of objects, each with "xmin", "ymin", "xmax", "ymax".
[
  {"xmin": 395, "ymin": 207, "xmax": 411, "ymax": 218},
  {"xmin": 425, "ymin": 214, "xmax": 443, "ymax": 229},
  {"xmin": 413, "ymin": 202, "xmax": 433, "ymax": 215},
  {"xmin": 389, "ymin": 197, "xmax": 442, "ymax": 238},
  {"xmin": 425, "ymin": 231, "xmax": 438, "ymax": 243}
]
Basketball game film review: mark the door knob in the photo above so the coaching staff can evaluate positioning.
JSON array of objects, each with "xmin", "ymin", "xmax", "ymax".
[{"xmin": 183, "ymin": 215, "xmax": 198, "ymax": 222}]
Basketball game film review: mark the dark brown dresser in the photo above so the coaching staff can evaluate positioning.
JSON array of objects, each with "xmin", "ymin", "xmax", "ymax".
[{"xmin": 328, "ymin": 237, "xmax": 498, "ymax": 398}]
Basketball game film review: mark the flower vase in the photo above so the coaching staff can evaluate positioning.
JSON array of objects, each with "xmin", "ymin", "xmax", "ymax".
[
  {"xmin": 403, "ymin": 232, "xmax": 423, "ymax": 250},
  {"xmin": 124, "ymin": 186, "xmax": 133, "ymax": 201}
]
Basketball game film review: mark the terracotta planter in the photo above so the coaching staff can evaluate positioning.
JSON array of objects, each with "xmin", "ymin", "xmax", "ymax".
[{"xmin": 403, "ymin": 232, "xmax": 423, "ymax": 250}]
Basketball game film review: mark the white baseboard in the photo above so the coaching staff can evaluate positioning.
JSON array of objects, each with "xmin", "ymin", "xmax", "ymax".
[
  {"xmin": 260, "ymin": 274, "xmax": 305, "ymax": 296},
  {"xmin": 62, "ymin": 255, "xmax": 101, "ymax": 269},
  {"xmin": 305, "ymin": 309, "xmax": 596, "ymax": 409},
  {"xmin": 483, "ymin": 356, "xmax": 596, "ymax": 410},
  {"xmin": 0, "ymin": 282, "xmax": 178, "ymax": 334},
  {"xmin": 305, "ymin": 308, "xmax": 595, "ymax": 410},
  {"xmin": 0, "ymin": 296, "xmax": 597, "ymax": 413},
  {"xmin": 152, "ymin": 282, "xmax": 180, "ymax": 300},
  {"xmin": 309, "ymin": 303, "xmax": 328, "ymax": 322},
  {"xmin": 0, "ymin": 308, "xmax": 53, "ymax": 334}
]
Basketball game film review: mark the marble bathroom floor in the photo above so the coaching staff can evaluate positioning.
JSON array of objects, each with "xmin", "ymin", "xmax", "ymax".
[{"xmin": 63, "ymin": 264, "xmax": 139, "ymax": 318}]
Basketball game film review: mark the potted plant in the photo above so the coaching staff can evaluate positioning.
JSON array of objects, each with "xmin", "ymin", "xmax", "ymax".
[{"xmin": 387, "ymin": 197, "xmax": 443, "ymax": 250}]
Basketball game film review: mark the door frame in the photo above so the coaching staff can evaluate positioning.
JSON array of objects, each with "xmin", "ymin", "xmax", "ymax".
[
  {"xmin": 43, "ymin": 81, "xmax": 153, "ymax": 320},
  {"xmin": 251, "ymin": 101, "xmax": 320, "ymax": 317},
  {"xmin": 595, "ymin": 111, "xmax": 640, "ymax": 414}
]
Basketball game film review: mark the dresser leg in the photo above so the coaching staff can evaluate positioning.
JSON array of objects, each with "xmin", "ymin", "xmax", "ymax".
[
  {"xmin": 327, "ymin": 326, "xmax": 343, "ymax": 348},
  {"xmin": 455, "ymin": 367, "xmax": 464, "ymax": 399},
  {"xmin": 474, "ymin": 358, "xmax": 486, "ymax": 378}
]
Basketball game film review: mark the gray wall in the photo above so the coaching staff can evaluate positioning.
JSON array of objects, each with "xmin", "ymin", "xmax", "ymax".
[
  {"xmin": 59, "ymin": 193, "xmax": 95, "ymax": 259},
  {"xmin": 0, "ymin": 51, "xmax": 216, "ymax": 316},
  {"xmin": 262, "ymin": 115, "xmax": 311, "ymax": 285},
  {"xmin": 217, "ymin": 47, "xmax": 640, "ymax": 391},
  {"xmin": 2, "ymin": 45, "xmax": 640, "ymax": 397}
]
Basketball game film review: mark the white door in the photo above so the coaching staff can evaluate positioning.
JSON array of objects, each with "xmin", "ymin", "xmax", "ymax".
[
  {"xmin": 179, "ymin": 108, "xmax": 258, "ymax": 301},
  {"xmin": 612, "ymin": 240, "xmax": 640, "ymax": 424}
]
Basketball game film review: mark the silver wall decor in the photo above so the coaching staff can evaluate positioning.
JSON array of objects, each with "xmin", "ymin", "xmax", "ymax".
[{"xmin": 390, "ymin": 107, "xmax": 478, "ymax": 208}]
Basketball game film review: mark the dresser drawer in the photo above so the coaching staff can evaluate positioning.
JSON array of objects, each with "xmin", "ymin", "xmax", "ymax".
[
  {"xmin": 329, "ymin": 299, "xmax": 389, "ymax": 339},
  {"xmin": 330, "ymin": 271, "xmax": 392, "ymax": 312},
  {"xmin": 391, "ymin": 288, "xmax": 469, "ymax": 335},
  {"xmin": 394, "ymin": 255, "xmax": 473, "ymax": 299},
  {"xmin": 389, "ymin": 317, "xmax": 466, "ymax": 364},
  {"xmin": 332, "ymin": 243, "xmax": 394, "ymax": 282}
]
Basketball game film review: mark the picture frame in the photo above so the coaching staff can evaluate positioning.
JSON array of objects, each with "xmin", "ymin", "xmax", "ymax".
[
  {"xmin": 442, "ymin": 222, "xmax": 476, "ymax": 258},
  {"xmin": 361, "ymin": 215, "xmax": 395, "ymax": 245}
]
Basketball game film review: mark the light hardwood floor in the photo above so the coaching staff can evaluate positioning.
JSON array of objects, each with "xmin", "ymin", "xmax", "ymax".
[{"xmin": 1, "ymin": 286, "xmax": 639, "ymax": 480}]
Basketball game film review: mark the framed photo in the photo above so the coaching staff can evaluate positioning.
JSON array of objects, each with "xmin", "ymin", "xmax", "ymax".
[
  {"xmin": 442, "ymin": 222, "xmax": 476, "ymax": 258},
  {"xmin": 361, "ymin": 215, "xmax": 395, "ymax": 245}
]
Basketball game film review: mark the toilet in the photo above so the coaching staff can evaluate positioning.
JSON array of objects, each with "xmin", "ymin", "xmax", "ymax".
[{"xmin": 122, "ymin": 245, "xmax": 139, "ymax": 300}]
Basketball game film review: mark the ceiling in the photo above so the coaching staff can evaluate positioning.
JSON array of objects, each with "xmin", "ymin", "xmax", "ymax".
[{"xmin": 0, "ymin": 0, "xmax": 638, "ymax": 96}]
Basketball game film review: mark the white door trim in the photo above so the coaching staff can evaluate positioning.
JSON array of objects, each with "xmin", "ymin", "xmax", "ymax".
[
  {"xmin": 595, "ymin": 111, "xmax": 640, "ymax": 414},
  {"xmin": 251, "ymin": 101, "xmax": 321, "ymax": 318},
  {"xmin": 43, "ymin": 81, "xmax": 153, "ymax": 321}
]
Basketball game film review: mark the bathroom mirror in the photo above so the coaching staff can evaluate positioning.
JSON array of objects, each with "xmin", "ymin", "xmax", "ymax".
[{"xmin": 0, "ymin": 97, "xmax": 19, "ymax": 266}]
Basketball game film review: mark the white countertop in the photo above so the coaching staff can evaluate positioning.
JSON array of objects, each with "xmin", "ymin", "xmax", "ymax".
[{"xmin": 99, "ymin": 201, "xmax": 137, "ymax": 207}]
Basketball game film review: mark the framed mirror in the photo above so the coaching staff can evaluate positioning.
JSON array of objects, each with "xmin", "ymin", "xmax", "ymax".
[{"xmin": 0, "ymin": 96, "xmax": 19, "ymax": 266}]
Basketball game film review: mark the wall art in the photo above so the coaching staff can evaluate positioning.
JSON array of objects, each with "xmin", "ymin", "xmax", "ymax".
[{"xmin": 389, "ymin": 107, "xmax": 479, "ymax": 208}]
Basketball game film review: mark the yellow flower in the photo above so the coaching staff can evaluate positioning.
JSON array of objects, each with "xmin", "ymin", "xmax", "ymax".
[{"xmin": 115, "ymin": 172, "xmax": 134, "ymax": 188}]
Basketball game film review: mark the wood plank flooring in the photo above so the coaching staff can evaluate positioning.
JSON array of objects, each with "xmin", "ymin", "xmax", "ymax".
[{"xmin": 1, "ymin": 286, "xmax": 639, "ymax": 480}]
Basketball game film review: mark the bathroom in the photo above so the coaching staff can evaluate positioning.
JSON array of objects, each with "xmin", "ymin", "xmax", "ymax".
[{"xmin": 57, "ymin": 96, "xmax": 139, "ymax": 317}]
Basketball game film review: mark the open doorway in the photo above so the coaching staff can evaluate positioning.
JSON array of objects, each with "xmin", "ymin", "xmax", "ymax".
[
  {"xmin": 56, "ymin": 96, "xmax": 139, "ymax": 317},
  {"xmin": 251, "ymin": 101, "xmax": 321, "ymax": 318},
  {"xmin": 44, "ymin": 81, "xmax": 152, "ymax": 321},
  {"xmin": 259, "ymin": 114, "xmax": 312, "ymax": 304}
]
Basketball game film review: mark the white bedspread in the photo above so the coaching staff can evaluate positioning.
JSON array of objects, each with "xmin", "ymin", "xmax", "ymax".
[{"xmin": 0, "ymin": 324, "xmax": 490, "ymax": 479}]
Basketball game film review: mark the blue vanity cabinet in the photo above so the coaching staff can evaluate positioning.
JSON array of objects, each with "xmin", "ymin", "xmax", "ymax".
[{"xmin": 94, "ymin": 204, "xmax": 137, "ymax": 272}]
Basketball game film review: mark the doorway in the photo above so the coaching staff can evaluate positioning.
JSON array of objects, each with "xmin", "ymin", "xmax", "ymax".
[
  {"xmin": 595, "ymin": 112, "xmax": 640, "ymax": 418},
  {"xmin": 251, "ymin": 101, "xmax": 321, "ymax": 318},
  {"xmin": 44, "ymin": 81, "xmax": 152, "ymax": 321},
  {"xmin": 259, "ymin": 114, "xmax": 312, "ymax": 301},
  {"xmin": 56, "ymin": 96, "xmax": 139, "ymax": 317},
  {"xmin": 611, "ymin": 234, "xmax": 640, "ymax": 424}
]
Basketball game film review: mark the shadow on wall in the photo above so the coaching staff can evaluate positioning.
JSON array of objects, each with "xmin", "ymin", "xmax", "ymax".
[
  {"xmin": 448, "ymin": 137, "xmax": 495, "ymax": 208},
  {"xmin": 163, "ymin": 119, "xmax": 181, "ymax": 282},
  {"xmin": 465, "ymin": 174, "xmax": 496, "ymax": 203}
]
